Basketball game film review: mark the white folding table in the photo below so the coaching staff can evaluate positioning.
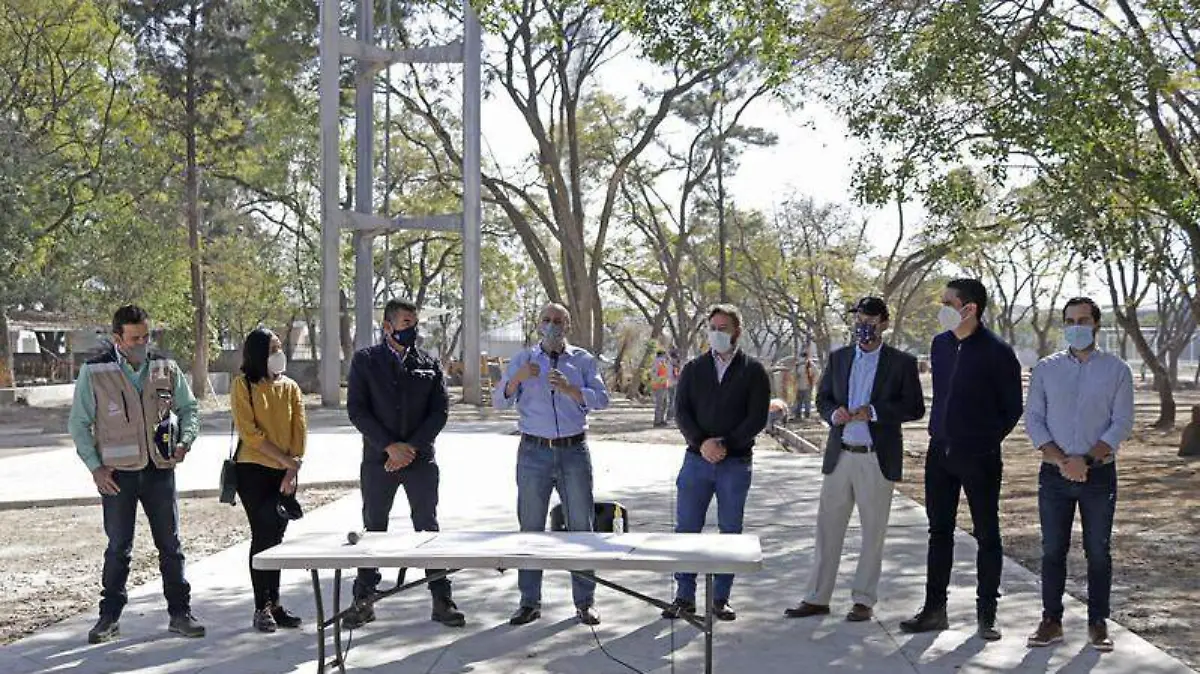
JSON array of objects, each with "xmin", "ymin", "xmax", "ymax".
[{"xmin": 254, "ymin": 530, "xmax": 763, "ymax": 674}]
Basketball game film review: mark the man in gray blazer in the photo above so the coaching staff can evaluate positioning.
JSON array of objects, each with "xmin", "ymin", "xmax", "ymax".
[{"xmin": 785, "ymin": 297, "xmax": 925, "ymax": 622}]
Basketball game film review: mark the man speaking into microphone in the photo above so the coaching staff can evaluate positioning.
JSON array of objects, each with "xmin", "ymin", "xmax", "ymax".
[{"xmin": 495, "ymin": 302, "xmax": 611, "ymax": 626}]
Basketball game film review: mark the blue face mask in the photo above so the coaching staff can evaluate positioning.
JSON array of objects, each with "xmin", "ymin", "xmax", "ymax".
[
  {"xmin": 853, "ymin": 322, "xmax": 878, "ymax": 346},
  {"xmin": 541, "ymin": 322, "xmax": 565, "ymax": 343},
  {"xmin": 1064, "ymin": 325, "xmax": 1095, "ymax": 351}
]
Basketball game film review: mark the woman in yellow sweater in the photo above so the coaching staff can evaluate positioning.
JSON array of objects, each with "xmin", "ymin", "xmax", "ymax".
[{"xmin": 232, "ymin": 328, "xmax": 307, "ymax": 632}]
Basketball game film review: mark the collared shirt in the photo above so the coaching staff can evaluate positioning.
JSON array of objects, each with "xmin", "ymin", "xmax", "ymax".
[
  {"xmin": 68, "ymin": 346, "xmax": 201, "ymax": 472},
  {"xmin": 713, "ymin": 348, "xmax": 738, "ymax": 383},
  {"xmin": 1026, "ymin": 348, "xmax": 1134, "ymax": 456},
  {"xmin": 843, "ymin": 344, "xmax": 881, "ymax": 447},
  {"xmin": 495, "ymin": 343, "xmax": 611, "ymax": 438}
]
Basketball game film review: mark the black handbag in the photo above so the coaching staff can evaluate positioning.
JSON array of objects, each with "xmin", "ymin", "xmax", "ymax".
[{"xmin": 219, "ymin": 377, "xmax": 252, "ymax": 505}]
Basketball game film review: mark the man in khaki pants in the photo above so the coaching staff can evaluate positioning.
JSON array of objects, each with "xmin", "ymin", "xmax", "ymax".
[{"xmin": 784, "ymin": 297, "xmax": 925, "ymax": 622}]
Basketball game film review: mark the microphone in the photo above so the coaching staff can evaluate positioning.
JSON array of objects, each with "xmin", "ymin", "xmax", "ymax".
[
  {"xmin": 549, "ymin": 351, "xmax": 559, "ymax": 369},
  {"xmin": 347, "ymin": 531, "xmax": 363, "ymax": 545}
]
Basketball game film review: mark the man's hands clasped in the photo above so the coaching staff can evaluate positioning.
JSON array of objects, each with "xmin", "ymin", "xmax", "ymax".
[
  {"xmin": 384, "ymin": 442, "xmax": 418, "ymax": 472},
  {"xmin": 831, "ymin": 406, "xmax": 872, "ymax": 426}
]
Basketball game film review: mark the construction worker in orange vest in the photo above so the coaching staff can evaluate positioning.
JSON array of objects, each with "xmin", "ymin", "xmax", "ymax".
[{"xmin": 652, "ymin": 348, "xmax": 672, "ymax": 427}]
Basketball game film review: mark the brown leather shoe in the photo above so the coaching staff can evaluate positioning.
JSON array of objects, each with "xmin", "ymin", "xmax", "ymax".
[
  {"xmin": 1026, "ymin": 618, "xmax": 1063, "ymax": 647},
  {"xmin": 784, "ymin": 602, "xmax": 830, "ymax": 619},
  {"xmin": 1089, "ymin": 622, "xmax": 1114, "ymax": 652},
  {"xmin": 846, "ymin": 604, "xmax": 873, "ymax": 622}
]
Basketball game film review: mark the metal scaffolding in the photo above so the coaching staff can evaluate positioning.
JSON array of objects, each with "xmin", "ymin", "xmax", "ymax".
[{"xmin": 318, "ymin": 0, "xmax": 483, "ymax": 406}]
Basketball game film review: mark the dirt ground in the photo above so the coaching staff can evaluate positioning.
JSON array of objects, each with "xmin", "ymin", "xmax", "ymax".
[
  {"xmin": 0, "ymin": 487, "xmax": 350, "ymax": 645},
  {"xmin": 795, "ymin": 417, "xmax": 1200, "ymax": 671}
]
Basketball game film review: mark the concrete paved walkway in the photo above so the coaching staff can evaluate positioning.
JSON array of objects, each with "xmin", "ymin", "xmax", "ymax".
[{"xmin": 1, "ymin": 432, "xmax": 1194, "ymax": 673}]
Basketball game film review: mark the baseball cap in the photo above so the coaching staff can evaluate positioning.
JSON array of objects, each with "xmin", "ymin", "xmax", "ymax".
[{"xmin": 850, "ymin": 296, "xmax": 889, "ymax": 320}]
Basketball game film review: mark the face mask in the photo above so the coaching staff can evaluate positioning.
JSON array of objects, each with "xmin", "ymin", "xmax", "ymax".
[
  {"xmin": 389, "ymin": 325, "xmax": 418, "ymax": 348},
  {"xmin": 708, "ymin": 329, "xmax": 733, "ymax": 354},
  {"xmin": 937, "ymin": 305, "xmax": 964, "ymax": 332},
  {"xmin": 853, "ymin": 322, "xmax": 878, "ymax": 346},
  {"xmin": 267, "ymin": 351, "xmax": 287, "ymax": 375},
  {"xmin": 1064, "ymin": 325, "xmax": 1095, "ymax": 351},
  {"xmin": 540, "ymin": 322, "xmax": 565, "ymax": 344},
  {"xmin": 122, "ymin": 342, "xmax": 148, "ymax": 363}
]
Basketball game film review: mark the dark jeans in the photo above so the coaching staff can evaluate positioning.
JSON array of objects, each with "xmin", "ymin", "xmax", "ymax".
[
  {"xmin": 354, "ymin": 458, "xmax": 450, "ymax": 601},
  {"xmin": 1039, "ymin": 462, "xmax": 1117, "ymax": 624},
  {"xmin": 100, "ymin": 465, "xmax": 190, "ymax": 618},
  {"xmin": 674, "ymin": 451, "xmax": 753, "ymax": 603},
  {"xmin": 515, "ymin": 437, "xmax": 595, "ymax": 608},
  {"xmin": 924, "ymin": 441, "xmax": 1003, "ymax": 612},
  {"xmin": 236, "ymin": 462, "xmax": 290, "ymax": 611}
]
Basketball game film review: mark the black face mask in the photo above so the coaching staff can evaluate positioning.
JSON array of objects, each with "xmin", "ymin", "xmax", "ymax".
[{"xmin": 388, "ymin": 325, "xmax": 418, "ymax": 348}]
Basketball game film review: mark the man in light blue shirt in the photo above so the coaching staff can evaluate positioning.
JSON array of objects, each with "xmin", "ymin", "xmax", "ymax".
[
  {"xmin": 1025, "ymin": 297, "xmax": 1133, "ymax": 653},
  {"xmin": 495, "ymin": 302, "xmax": 610, "ymax": 626}
]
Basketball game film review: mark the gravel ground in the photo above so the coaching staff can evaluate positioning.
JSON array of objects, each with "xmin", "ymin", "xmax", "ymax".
[{"xmin": 0, "ymin": 487, "xmax": 350, "ymax": 645}]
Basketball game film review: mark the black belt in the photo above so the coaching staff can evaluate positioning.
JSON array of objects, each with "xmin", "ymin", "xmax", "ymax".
[
  {"xmin": 843, "ymin": 444, "xmax": 874, "ymax": 454},
  {"xmin": 522, "ymin": 432, "xmax": 586, "ymax": 448}
]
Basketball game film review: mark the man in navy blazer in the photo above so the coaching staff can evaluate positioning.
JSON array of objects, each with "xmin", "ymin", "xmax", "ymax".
[{"xmin": 785, "ymin": 297, "xmax": 925, "ymax": 622}]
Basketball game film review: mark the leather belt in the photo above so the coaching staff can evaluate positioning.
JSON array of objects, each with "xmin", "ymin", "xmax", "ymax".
[
  {"xmin": 522, "ymin": 432, "xmax": 586, "ymax": 448},
  {"xmin": 843, "ymin": 444, "xmax": 873, "ymax": 454}
]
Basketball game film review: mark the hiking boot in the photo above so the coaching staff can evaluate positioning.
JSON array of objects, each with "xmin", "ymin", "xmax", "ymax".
[
  {"xmin": 662, "ymin": 598, "xmax": 696, "ymax": 620},
  {"xmin": 270, "ymin": 603, "xmax": 302, "ymax": 629},
  {"xmin": 576, "ymin": 605, "xmax": 601, "ymax": 626},
  {"xmin": 977, "ymin": 607, "xmax": 1002, "ymax": 641},
  {"xmin": 253, "ymin": 607, "xmax": 277, "ymax": 633},
  {"xmin": 509, "ymin": 605, "xmax": 541, "ymax": 625},
  {"xmin": 1027, "ymin": 617, "xmax": 1063, "ymax": 647},
  {"xmin": 1089, "ymin": 621, "xmax": 1114, "ymax": 652},
  {"xmin": 87, "ymin": 615, "xmax": 120, "ymax": 644},
  {"xmin": 431, "ymin": 597, "xmax": 466, "ymax": 627},
  {"xmin": 341, "ymin": 600, "xmax": 375, "ymax": 630},
  {"xmin": 168, "ymin": 612, "xmax": 206, "ymax": 638},
  {"xmin": 899, "ymin": 606, "xmax": 948, "ymax": 633}
]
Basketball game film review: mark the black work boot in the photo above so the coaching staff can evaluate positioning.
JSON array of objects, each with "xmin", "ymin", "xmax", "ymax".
[
  {"xmin": 168, "ymin": 612, "xmax": 206, "ymax": 638},
  {"xmin": 342, "ymin": 599, "xmax": 376, "ymax": 630},
  {"xmin": 431, "ymin": 596, "xmax": 466, "ymax": 627},
  {"xmin": 977, "ymin": 604, "xmax": 1002, "ymax": 641}
]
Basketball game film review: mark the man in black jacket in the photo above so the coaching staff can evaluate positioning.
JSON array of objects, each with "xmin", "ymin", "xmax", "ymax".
[
  {"xmin": 784, "ymin": 297, "xmax": 925, "ymax": 623},
  {"xmin": 900, "ymin": 279, "xmax": 1023, "ymax": 641},
  {"xmin": 661, "ymin": 304, "xmax": 771, "ymax": 622},
  {"xmin": 343, "ymin": 299, "xmax": 464, "ymax": 629}
]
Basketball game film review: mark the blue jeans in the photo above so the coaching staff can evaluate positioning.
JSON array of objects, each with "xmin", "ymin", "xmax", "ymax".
[
  {"xmin": 1039, "ymin": 462, "xmax": 1117, "ymax": 624},
  {"xmin": 516, "ymin": 438, "xmax": 595, "ymax": 608},
  {"xmin": 100, "ymin": 466, "xmax": 190, "ymax": 618},
  {"xmin": 793, "ymin": 390, "xmax": 811, "ymax": 418},
  {"xmin": 674, "ymin": 451, "xmax": 753, "ymax": 603}
]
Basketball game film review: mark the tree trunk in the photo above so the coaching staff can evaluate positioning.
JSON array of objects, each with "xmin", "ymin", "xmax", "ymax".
[
  {"xmin": 1115, "ymin": 311, "xmax": 1175, "ymax": 428},
  {"xmin": 0, "ymin": 310, "xmax": 12, "ymax": 388},
  {"xmin": 185, "ymin": 6, "xmax": 209, "ymax": 399}
]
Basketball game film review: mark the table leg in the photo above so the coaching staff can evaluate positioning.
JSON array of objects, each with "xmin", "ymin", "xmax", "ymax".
[
  {"xmin": 311, "ymin": 570, "xmax": 326, "ymax": 674},
  {"xmin": 704, "ymin": 573, "xmax": 714, "ymax": 674},
  {"xmin": 333, "ymin": 569, "xmax": 345, "ymax": 674}
]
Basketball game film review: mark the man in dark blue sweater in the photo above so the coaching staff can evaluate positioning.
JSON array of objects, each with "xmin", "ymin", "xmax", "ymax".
[
  {"xmin": 661, "ymin": 304, "xmax": 771, "ymax": 623},
  {"xmin": 900, "ymin": 279, "xmax": 1023, "ymax": 641}
]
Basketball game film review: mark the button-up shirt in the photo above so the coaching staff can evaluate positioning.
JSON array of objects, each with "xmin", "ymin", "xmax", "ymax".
[
  {"xmin": 843, "ymin": 345, "xmax": 880, "ymax": 447},
  {"xmin": 713, "ymin": 349, "xmax": 738, "ymax": 383},
  {"xmin": 1025, "ymin": 348, "xmax": 1134, "ymax": 456},
  {"xmin": 495, "ymin": 343, "xmax": 610, "ymax": 438}
]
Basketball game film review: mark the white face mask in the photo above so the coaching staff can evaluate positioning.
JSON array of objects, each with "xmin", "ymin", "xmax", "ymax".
[
  {"xmin": 708, "ymin": 329, "xmax": 733, "ymax": 354},
  {"xmin": 267, "ymin": 351, "xmax": 287, "ymax": 375},
  {"xmin": 937, "ymin": 305, "xmax": 965, "ymax": 332}
]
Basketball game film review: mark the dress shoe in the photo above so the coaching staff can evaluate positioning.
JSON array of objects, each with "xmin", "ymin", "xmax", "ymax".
[
  {"xmin": 509, "ymin": 605, "xmax": 541, "ymax": 625},
  {"xmin": 662, "ymin": 598, "xmax": 696, "ymax": 620},
  {"xmin": 846, "ymin": 603, "xmax": 873, "ymax": 622},
  {"xmin": 88, "ymin": 615, "xmax": 120, "ymax": 644},
  {"xmin": 899, "ymin": 606, "xmax": 948, "ymax": 633},
  {"xmin": 576, "ymin": 605, "xmax": 601, "ymax": 625},
  {"xmin": 1089, "ymin": 621, "xmax": 1114, "ymax": 652},
  {"xmin": 783, "ymin": 602, "xmax": 830, "ymax": 619},
  {"xmin": 432, "ymin": 597, "xmax": 466, "ymax": 627}
]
